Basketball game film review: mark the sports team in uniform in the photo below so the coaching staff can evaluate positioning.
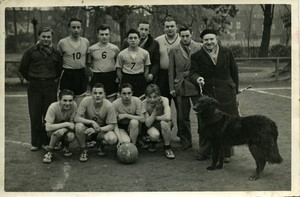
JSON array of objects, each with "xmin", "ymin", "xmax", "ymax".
[{"xmin": 19, "ymin": 16, "xmax": 240, "ymax": 164}]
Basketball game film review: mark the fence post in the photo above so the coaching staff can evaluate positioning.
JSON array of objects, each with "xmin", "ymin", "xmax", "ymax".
[{"xmin": 275, "ymin": 58, "xmax": 279, "ymax": 81}]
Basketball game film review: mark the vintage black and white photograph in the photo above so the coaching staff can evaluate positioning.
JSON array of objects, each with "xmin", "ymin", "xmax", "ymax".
[{"xmin": 1, "ymin": 0, "xmax": 299, "ymax": 196}]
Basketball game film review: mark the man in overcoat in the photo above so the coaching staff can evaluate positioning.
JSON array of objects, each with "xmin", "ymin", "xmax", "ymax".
[
  {"xmin": 169, "ymin": 27, "xmax": 202, "ymax": 150},
  {"xmin": 189, "ymin": 29, "xmax": 239, "ymax": 162}
]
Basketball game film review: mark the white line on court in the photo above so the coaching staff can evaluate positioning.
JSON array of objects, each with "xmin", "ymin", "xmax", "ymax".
[
  {"xmin": 251, "ymin": 87, "xmax": 291, "ymax": 90},
  {"xmin": 52, "ymin": 162, "xmax": 71, "ymax": 191},
  {"xmin": 249, "ymin": 89, "xmax": 291, "ymax": 99},
  {"xmin": 6, "ymin": 140, "xmax": 31, "ymax": 146},
  {"xmin": 5, "ymin": 94, "xmax": 27, "ymax": 97}
]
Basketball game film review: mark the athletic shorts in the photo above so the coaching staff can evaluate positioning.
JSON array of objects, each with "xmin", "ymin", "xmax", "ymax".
[
  {"xmin": 118, "ymin": 123, "xmax": 129, "ymax": 133},
  {"xmin": 121, "ymin": 73, "xmax": 146, "ymax": 97},
  {"xmin": 60, "ymin": 68, "xmax": 87, "ymax": 96},
  {"xmin": 90, "ymin": 71, "xmax": 118, "ymax": 96}
]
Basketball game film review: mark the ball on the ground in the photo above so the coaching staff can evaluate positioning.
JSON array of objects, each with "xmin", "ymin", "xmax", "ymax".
[{"xmin": 117, "ymin": 143, "xmax": 138, "ymax": 164}]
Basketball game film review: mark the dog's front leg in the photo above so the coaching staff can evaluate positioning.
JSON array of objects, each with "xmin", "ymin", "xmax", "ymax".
[
  {"xmin": 216, "ymin": 146, "xmax": 224, "ymax": 169},
  {"xmin": 207, "ymin": 140, "xmax": 219, "ymax": 170}
]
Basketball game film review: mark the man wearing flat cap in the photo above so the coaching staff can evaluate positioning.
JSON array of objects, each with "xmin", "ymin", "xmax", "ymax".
[{"xmin": 189, "ymin": 29, "xmax": 239, "ymax": 162}]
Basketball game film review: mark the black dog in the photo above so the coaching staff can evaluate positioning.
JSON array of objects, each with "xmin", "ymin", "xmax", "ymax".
[{"xmin": 194, "ymin": 95, "xmax": 283, "ymax": 180}]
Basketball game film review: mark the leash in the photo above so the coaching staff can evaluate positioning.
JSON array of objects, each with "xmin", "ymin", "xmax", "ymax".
[
  {"xmin": 198, "ymin": 83, "xmax": 204, "ymax": 96},
  {"xmin": 238, "ymin": 85, "xmax": 252, "ymax": 94}
]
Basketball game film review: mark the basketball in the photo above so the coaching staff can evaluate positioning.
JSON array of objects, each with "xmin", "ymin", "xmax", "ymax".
[{"xmin": 117, "ymin": 143, "xmax": 138, "ymax": 164}]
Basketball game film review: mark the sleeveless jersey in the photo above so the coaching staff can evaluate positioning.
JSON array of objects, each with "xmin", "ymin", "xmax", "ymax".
[
  {"xmin": 76, "ymin": 96, "xmax": 117, "ymax": 126},
  {"xmin": 88, "ymin": 43, "xmax": 120, "ymax": 73},
  {"xmin": 45, "ymin": 101, "xmax": 77, "ymax": 123},
  {"xmin": 58, "ymin": 36, "xmax": 90, "ymax": 69},
  {"xmin": 155, "ymin": 34, "xmax": 180, "ymax": 70},
  {"xmin": 112, "ymin": 96, "xmax": 142, "ymax": 125},
  {"xmin": 115, "ymin": 47, "xmax": 151, "ymax": 74}
]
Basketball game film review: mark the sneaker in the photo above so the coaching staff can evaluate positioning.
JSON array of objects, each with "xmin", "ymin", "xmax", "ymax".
[
  {"xmin": 63, "ymin": 147, "xmax": 72, "ymax": 157},
  {"xmin": 97, "ymin": 144, "xmax": 106, "ymax": 156},
  {"xmin": 182, "ymin": 144, "xmax": 192, "ymax": 150},
  {"xmin": 79, "ymin": 150, "xmax": 88, "ymax": 162},
  {"xmin": 148, "ymin": 143, "xmax": 156, "ymax": 152},
  {"xmin": 164, "ymin": 149, "xmax": 175, "ymax": 159},
  {"xmin": 43, "ymin": 152, "xmax": 53, "ymax": 163},
  {"xmin": 30, "ymin": 146, "xmax": 39, "ymax": 151},
  {"xmin": 137, "ymin": 139, "xmax": 149, "ymax": 149}
]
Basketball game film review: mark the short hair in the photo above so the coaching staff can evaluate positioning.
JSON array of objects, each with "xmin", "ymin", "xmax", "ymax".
[
  {"xmin": 59, "ymin": 89, "xmax": 75, "ymax": 100},
  {"xmin": 92, "ymin": 83, "xmax": 105, "ymax": 92},
  {"xmin": 97, "ymin": 24, "xmax": 110, "ymax": 32},
  {"xmin": 126, "ymin": 28, "xmax": 140, "ymax": 38},
  {"xmin": 68, "ymin": 17, "xmax": 82, "ymax": 27},
  {"xmin": 38, "ymin": 27, "xmax": 54, "ymax": 36},
  {"xmin": 145, "ymin": 84, "xmax": 161, "ymax": 97},
  {"xmin": 163, "ymin": 16, "xmax": 177, "ymax": 26},
  {"xmin": 179, "ymin": 27, "xmax": 192, "ymax": 34},
  {"xmin": 138, "ymin": 20, "xmax": 150, "ymax": 26},
  {"xmin": 119, "ymin": 83, "xmax": 133, "ymax": 93}
]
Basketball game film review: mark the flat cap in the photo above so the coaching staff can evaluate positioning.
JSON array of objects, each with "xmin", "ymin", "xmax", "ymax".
[{"xmin": 200, "ymin": 29, "xmax": 218, "ymax": 39}]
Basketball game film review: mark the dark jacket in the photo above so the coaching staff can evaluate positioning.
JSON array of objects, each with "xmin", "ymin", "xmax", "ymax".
[
  {"xmin": 122, "ymin": 34, "xmax": 160, "ymax": 82},
  {"xmin": 19, "ymin": 44, "xmax": 62, "ymax": 80},
  {"xmin": 189, "ymin": 45, "xmax": 239, "ymax": 116}
]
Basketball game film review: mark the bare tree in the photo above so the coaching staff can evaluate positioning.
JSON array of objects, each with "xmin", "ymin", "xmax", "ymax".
[{"xmin": 258, "ymin": 4, "xmax": 275, "ymax": 57}]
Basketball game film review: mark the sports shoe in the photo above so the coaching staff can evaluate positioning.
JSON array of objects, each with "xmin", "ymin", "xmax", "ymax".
[
  {"xmin": 63, "ymin": 147, "xmax": 72, "ymax": 157},
  {"xmin": 87, "ymin": 141, "xmax": 96, "ymax": 148},
  {"xmin": 224, "ymin": 157, "xmax": 231, "ymax": 163},
  {"xmin": 97, "ymin": 144, "xmax": 106, "ymax": 156},
  {"xmin": 43, "ymin": 152, "xmax": 53, "ymax": 163},
  {"xmin": 31, "ymin": 146, "xmax": 39, "ymax": 151},
  {"xmin": 79, "ymin": 150, "xmax": 88, "ymax": 162},
  {"xmin": 148, "ymin": 142, "xmax": 156, "ymax": 152},
  {"xmin": 164, "ymin": 149, "xmax": 175, "ymax": 159}
]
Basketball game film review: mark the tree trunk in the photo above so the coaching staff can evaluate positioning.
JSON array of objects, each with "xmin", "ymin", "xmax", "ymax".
[
  {"xmin": 119, "ymin": 18, "xmax": 127, "ymax": 46},
  {"xmin": 12, "ymin": 8, "xmax": 18, "ymax": 52},
  {"xmin": 258, "ymin": 5, "xmax": 274, "ymax": 57}
]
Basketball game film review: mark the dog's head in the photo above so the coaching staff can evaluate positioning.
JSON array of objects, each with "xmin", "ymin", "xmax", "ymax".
[{"xmin": 194, "ymin": 95, "xmax": 219, "ymax": 115}]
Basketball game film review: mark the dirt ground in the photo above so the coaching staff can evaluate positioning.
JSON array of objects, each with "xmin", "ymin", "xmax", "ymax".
[{"xmin": 3, "ymin": 61, "xmax": 297, "ymax": 196}]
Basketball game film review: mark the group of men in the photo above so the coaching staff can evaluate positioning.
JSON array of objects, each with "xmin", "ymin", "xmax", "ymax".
[{"xmin": 19, "ymin": 16, "xmax": 239, "ymax": 164}]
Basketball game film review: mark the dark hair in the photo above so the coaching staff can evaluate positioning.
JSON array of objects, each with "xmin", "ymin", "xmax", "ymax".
[
  {"xmin": 59, "ymin": 89, "xmax": 75, "ymax": 100},
  {"xmin": 145, "ymin": 83, "xmax": 161, "ymax": 97},
  {"xmin": 119, "ymin": 83, "xmax": 133, "ymax": 93},
  {"xmin": 68, "ymin": 17, "xmax": 82, "ymax": 27},
  {"xmin": 138, "ymin": 20, "xmax": 149, "ymax": 26},
  {"xmin": 38, "ymin": 27, "xmax": 54, "ymax": 36},
  {"xmin": 163, "ymin": 16, "xmax": 177, "ymax": 26},
  {"xmin": 97, "ymin": 24, "xmax": 110, "ymax": 32},
  {"xmin": 179, "ymin": 27, "xmax": 192, "ymax": 34},
  {"xmin": 126, "ymin": 28, "xmax": 140, "ymax": 38},
  {"xmin": 92, "ymin": 83, "xmax": 105, "ymax": 91}
]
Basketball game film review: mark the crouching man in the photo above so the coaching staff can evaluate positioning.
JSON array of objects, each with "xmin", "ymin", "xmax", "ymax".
[
  {"xmin": 113, "ymin": 83, "xmax": 145, "ymax": 146},
  {"xmin": 43, "ymin": 89, "xmax": 77, "ymax": 163},
  {"xmin": 74, "ymin": 83, "xmax": 117, "ymax": 162},
  {"xmin": 141, "ymin": 84, "xmax": 175, "ymax": 159}
]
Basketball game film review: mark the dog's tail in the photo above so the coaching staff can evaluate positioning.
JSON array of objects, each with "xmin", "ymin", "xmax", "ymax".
[{"xmin": 267, "ymin": 123, "xmax": 283, "ymax": 164}]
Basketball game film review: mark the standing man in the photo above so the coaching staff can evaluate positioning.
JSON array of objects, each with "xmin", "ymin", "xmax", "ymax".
[
  {"xmin": 155, "ymin": 17, "xmax": 180, "ymax": 103},
  {"xmin": 75, "ymin": 83, "xmax": 118, "ymax": 162},
  {"xmin": 113, "ymin": 83, "xmax": 144, "ymax": 146},
  {"xmin": 58, "ymin": 17, "xmax": 90, "ymax": 105},
  {"xmin": 141, "ymin": 84, "xmax": 175, "ymax": 160},
  {"xmin": 189, "ymin": 29, "xmax": 239, "ymax": 162},
  {"xmin": 19, "ymin": 27, "xmax": 62, "ymax": 151},
  {"xmin": 122, "ymin": 21, "xmax": 160, "ymax": 84},
  {"xmin": 169, "ymin": 27, "xmax": 202, "ymax": 150},
  {"xmin": 43, "ymin": 89, "xmax": 77, "ymax": 163},
  {"xmin": 116, "ymin": 29, "xmax": 151, "ymax": 97},
  {"xmin": 88, "ymin": 24, "xmax": 120, "ymax": 101}
]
